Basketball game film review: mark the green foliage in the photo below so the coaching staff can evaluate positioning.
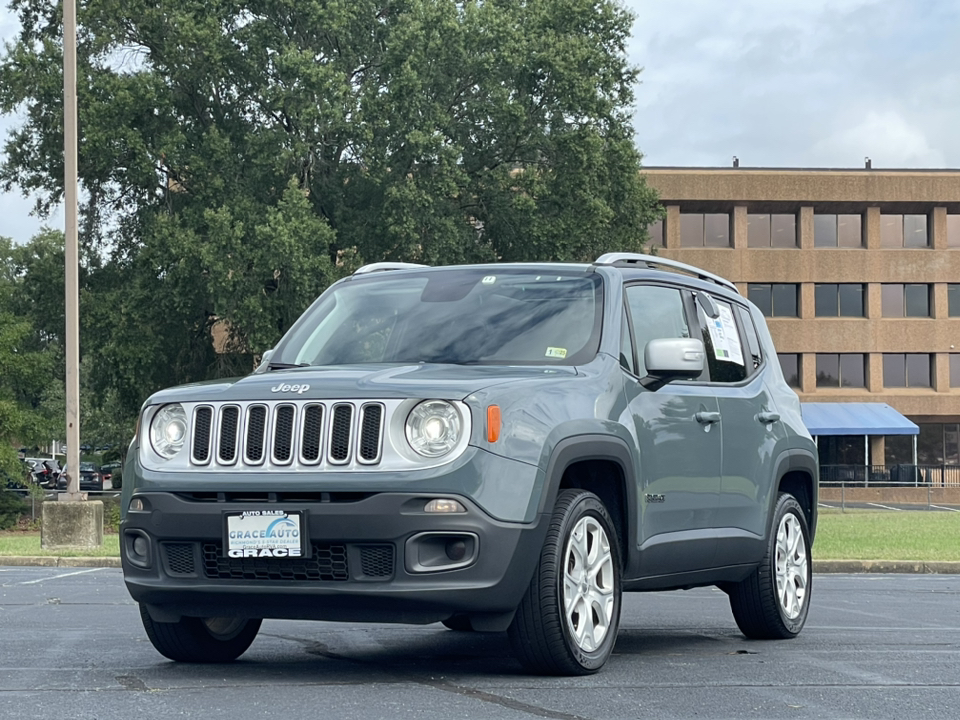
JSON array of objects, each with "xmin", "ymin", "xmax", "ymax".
[
  {"xmin": 0, "ymin": 489, "xmax": 28, "ymax": 530},
  {"xmin": 1, "ymin": 0, "xmax": 662, "ymax": 420}
]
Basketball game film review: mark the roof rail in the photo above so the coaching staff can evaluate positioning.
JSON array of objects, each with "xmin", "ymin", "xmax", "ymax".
[
  {"xmin": 353, "ymin": 262, "xmax": 429, "ymax": 275},
  {"xmin": 594, "ymin": 253, "xmax": 740, "ymax": 295}
]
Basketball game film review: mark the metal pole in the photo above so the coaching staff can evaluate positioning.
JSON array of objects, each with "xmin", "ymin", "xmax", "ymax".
[{"xmin": 62, "ymin": 0, "xmax": 82, "ymax": 501}]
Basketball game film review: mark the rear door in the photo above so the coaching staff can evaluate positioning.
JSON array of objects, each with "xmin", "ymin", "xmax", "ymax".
[{"xmin": 696, "ymin": 295, "xmax": 786, "ymax": 566}]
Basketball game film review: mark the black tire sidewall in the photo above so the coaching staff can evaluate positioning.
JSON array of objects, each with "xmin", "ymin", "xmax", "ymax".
[
  {"xmin": 553, "ymin": 492, "xmax": 622, "ymax": 672},
  {"xmin": 769, "ymin": 494, "xmax": 812, "ymax": 636}
]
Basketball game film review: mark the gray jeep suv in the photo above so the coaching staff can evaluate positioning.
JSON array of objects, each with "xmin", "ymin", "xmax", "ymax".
[{"xmin": 121, "ymin": 253, "xmax": 818, "ymax": 675}]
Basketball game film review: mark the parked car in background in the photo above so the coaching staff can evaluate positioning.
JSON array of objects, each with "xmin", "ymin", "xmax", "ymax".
[
  {"xmin": 100, "ymin": 462, "xmax": 122, "ymax": 489},
  {"xmin": 23, "ymin": 458, "xmax": 61, "ymax": 488},
  {"xmin": 57, "ymin": 462, "xmax": 104, "ymax": 492}
]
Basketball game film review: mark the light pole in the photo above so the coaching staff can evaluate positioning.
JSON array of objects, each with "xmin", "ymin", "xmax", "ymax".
[
  {"xmin": 62, "ymin": 0, "xmax": 81, "ymax": 501},
  {"xmin": 42, "ymin": 0, "xmax": 102, "ymax": 548}
]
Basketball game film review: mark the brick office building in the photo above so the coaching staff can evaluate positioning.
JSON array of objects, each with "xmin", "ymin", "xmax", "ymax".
[{"xmin": 643, "ymin": 166, "xmax": 960, "ymax": 481}]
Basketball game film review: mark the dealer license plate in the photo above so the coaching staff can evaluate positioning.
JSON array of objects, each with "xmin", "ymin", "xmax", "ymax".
[{"xmin": 225, "ymin": 510, "xmax": 304, "ymax": 558}]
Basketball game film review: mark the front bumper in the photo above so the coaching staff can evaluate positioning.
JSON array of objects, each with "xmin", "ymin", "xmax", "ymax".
[{"xmin": 121, "ymin": 491, "xmax": 548, "ymax": 625}]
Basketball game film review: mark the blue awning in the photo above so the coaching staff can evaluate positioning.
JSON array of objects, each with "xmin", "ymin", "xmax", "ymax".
[{"xmin": 801, "ymin": 403, "xmax": 918, "ymax": 436}]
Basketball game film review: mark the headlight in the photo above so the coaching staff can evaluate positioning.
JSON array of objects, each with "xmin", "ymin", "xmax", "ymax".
[
  {"xmin": 405, "ymin": 400, "xmax": 462, "ymax": 458},
  {"xmin": 150, "ymin": 404, "xmax": 188, "ymax": 459}
]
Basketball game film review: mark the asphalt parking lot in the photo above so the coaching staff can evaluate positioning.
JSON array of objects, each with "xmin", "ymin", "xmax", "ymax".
[{"xmin": 1, "ymin": 569, "xmax": 958, "ymax": 719}]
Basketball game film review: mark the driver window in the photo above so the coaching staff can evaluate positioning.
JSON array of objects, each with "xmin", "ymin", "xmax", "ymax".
[{"xmin": 624, "ymin": 285, "xmax": 690, "ymax": 377}]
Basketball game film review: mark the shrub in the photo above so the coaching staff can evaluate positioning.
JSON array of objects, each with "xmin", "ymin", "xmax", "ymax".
[{"xmin": 0, "ymin": 489, "xmax": 28, "ymax": 530}]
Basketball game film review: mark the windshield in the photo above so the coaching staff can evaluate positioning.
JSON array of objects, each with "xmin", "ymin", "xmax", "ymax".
[{"xmin": 273, "ymin": 268, "xmax": 603, "ymax": 367}]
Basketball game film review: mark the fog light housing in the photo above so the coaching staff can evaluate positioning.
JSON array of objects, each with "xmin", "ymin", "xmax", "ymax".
[
  {"xmin": 405, "ymin": 532, "xmax": 478, "ymax": 573},
  {"xmin": 124, "ymin": 530, "xmax": 152, "ymax": 569}
]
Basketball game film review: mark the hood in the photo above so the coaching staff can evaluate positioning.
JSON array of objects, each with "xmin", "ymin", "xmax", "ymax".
[{"xmin": 146, "ymin": 363, "xmax": 578, "ymax": 405}]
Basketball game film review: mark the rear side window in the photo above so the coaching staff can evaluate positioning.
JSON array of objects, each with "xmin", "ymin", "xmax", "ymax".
[
  {"xmin": 696, "ymin": 296, "xmax": 748, "ymax": 384},
  {"xmin": 735, "ymin": 304, "xmax": 763, "ymax": 371}
]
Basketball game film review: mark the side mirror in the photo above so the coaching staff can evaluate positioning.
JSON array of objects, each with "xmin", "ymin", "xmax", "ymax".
[
  {"xmin": 254, "ymin": 348, "xmax": 275, "ymax": 374},
  {"xmin": 641, "ymin": 338, "xmax": 705, "ymax": 390}
]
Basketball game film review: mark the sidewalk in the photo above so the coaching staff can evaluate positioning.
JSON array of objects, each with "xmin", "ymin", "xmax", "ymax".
[{"xmin": 1, "ymin": 556, "xmax": 959, "ymax": 573}]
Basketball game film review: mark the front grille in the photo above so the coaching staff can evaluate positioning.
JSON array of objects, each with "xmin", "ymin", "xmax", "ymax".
[
  {"xmin": 192, "ymin": 407, "xmax": 213, "ymax": 463},
  {"xmin": 218, "ymin": 406, "xmax": 240, "ymax": 463},
  {"xmin": 359, "ymin": 545, "xmax": 395, "ymax": 578},
  {"xmin": 188, "ymin": 401, "xmax": 384, "ymax": 470},
  {"xmin": 162, "ymin": 542, "xmax": 197, "ymax": 576},
  {"xmin": 329, "ymin": 405, "xmax": 353, "ymax": 463},
  {"xmin": 202, "ymin": 542, "xmax": 349, "ymax": 581}
]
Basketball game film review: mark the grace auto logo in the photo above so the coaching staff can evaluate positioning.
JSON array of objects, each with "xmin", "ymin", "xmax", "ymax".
[
  {"xmin": 227, "ymin": 516, "xmax": 302, "ymax": 558},
  {"xmin": 271, "ymin": 383, "xmax": 310, "ymax": 394}
]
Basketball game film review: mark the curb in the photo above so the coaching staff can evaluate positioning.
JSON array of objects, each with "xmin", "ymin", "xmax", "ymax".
[
  {"xmin": 814, "ymin": 559, "xmax": 960, "ymax": 574},
  {"xmin": 0, "ymin": 557, "xmax": 959, "ymax": 573},
  {"xmin": 0, "ymin": 556, "xmax": 121, "ymax": 568}
]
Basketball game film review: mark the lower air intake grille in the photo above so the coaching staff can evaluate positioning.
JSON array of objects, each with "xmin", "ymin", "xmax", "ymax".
[
  {"xmin": 202, "ymin": 543, "xmax": 349, "ymax": 582},
  {"xmin": 359, "ymin": 545, "xmax": 395, "ymax": 578},
  {"xmin": 162, "ymin": 542, "xmax": 197, "ymax": 576}
]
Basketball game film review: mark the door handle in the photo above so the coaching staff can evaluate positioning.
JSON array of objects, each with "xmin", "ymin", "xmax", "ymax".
[
  {"xmin": 696, "ymin": 411, "xmax": 721, "ymax": 425},
  {"xmin": 758, "ymin": 411, "xmax": 780, "ymax": 424}
]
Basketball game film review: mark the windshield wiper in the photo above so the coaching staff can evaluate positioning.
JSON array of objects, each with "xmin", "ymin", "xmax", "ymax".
[{"xmin": 266, "ymin": 362, "xmax": 310, "ymax": 371}]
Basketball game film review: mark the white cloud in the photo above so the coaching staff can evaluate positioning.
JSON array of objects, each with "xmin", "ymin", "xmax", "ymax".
[{"xmin": 812, "ymin": 110, "xmax": 945, "ymax": 168}]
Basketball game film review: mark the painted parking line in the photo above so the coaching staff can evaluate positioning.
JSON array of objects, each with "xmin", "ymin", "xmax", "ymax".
[
  {"xmin": 930, "ymin": 504, "xmax": 960, "ymax": 512},
  {"xmin": 16, "ymin": 568, "xmax": 107, "ymax": 585},
  {"xmin": 818, "ymin": 503, "xmax": 837, "ymax": 509},
  {"xmin": 865, "ymin": 502, "xmax": 903, "ymax": 511}
]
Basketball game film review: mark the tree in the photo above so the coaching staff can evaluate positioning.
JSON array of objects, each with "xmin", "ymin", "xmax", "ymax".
[{"xmin": 1, "ymin": 0, "xmax": 662, "ymax": 418}]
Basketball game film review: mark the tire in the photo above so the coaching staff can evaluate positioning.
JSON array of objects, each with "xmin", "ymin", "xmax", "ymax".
[
  {"xmin": 508, "ymin": 490, "xmax": 622, "ymax": 675},
  {"xmin": 441, "ymin": 615, "xmax": 474, "ymax": 632},
  {"xmin": 729, "ymin": 492, "xmax": 812, "ymax": 639},
  {"xmin": 139, "ymin": 604, "xmax": 262, "ymax": 662}
]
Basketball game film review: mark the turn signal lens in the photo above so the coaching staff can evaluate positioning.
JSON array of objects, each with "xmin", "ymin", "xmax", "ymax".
[
  {"xmin": 129, "ymin": 498, "xmax": 144, "ymax": 512},
  {"xmin": 424, "ymin": 498, "xmax": 466, "ymax": 513},
  {"xmin": 487, "ymin": 405, "xmax": 501, "ymax": 443}
]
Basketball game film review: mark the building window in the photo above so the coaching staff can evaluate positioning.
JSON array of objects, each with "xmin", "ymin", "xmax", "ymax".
[
  {"xmin": 951, "ymin": 355, "xmax": 960, "ymax": 388},
  {"xmin": 814, "ymin": 284, "xmax": 865, "ymax": 317},
  {"xmin": 778, "ymin": 353, "xmax": 800, "ymax": 388},
  {"xmin": 949, "ymin": 215, "xmax": 960, "ymax": 248},
  {"xmin": 949, "ymin": 285, "xmax": 960, "ymax": 316},
  {"xmin": 646, "ymin": 219, "xmax": 663, "ymax": 247},
  {"xmin": 880, "ymin": 214, "xmax": 929, "ymax": 248},
  {"xmin": 747, "ymin": 213, "xmax": 797, "ymax": 248},
  {"xmin": 747, "ymin": 283, "xmax": 798, "ymax": 317},
  {"xmin": 814, "ymin": 213, "xmax": 862, "ymax": 247},
  {"xmin": 816, "ymin": 353, "xmax": 866, "ymax": 388},
  {"xmin": 883, "ymin": 353, "xmax": 932, "ymax": 388},
  {"xmin": 881, "ymin": 284, "xmax": 931, "ymax": 317},
  {"xmin": 680, "ymin": 213, "xmax": 730, "ymax": 247}
]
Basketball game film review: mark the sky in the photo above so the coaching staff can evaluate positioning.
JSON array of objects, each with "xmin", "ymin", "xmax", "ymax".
[{"xmin": 1, "ymin": 0, "xmax": 959, "ymax": 244}]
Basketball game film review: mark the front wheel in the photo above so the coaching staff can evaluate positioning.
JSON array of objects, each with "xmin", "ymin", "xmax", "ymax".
[
  {"xmin": 729, "ymin": 492, "xmax": 812, "ymax": 639},
  {"xmin": 139, "ymin": 604, "xmax": 262, "ymax": 662},
  {"xmin": 508, "ymin": 490, "xmax": 622, "ymax": 675}
]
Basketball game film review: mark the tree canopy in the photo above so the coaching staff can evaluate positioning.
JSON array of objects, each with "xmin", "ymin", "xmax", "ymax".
[{"xmin": 0, "ymin": 0, "xmax": 661, "ymax": 425}]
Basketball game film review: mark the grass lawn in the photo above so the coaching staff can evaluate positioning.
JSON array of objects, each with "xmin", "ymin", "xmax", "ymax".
[
  {"xmin": 0, "ymin": 510, "xmax": 957, "ymax": 562},
  {"xmin": 0, "ymin": 532, "xmax": 120, "ymax": 557},
  {"xmin": 814, "ymin": 510, "xmax": 960, "ymax": 562}
]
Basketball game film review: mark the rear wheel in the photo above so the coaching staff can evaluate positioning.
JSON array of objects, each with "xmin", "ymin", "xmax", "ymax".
[
  {"xmin": 139, "ymin": 604, "xmax": 262, "ymax": 662},
  {"xmin": 508, "ymin": 490, "xmax": 621, "ymax": 675},
  {"xmin": 729, "ymin": 492, "xmax": 811, "ymax": 639}
]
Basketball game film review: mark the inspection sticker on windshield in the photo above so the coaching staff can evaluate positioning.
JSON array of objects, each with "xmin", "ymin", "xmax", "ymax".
[
  {"xmin": 482, "ymin": 276, "xmax": 497, "ymax": 284},
  {"xmin": 225, "ymin": 510, "xmax": 303, "ymax": 558},
  {"xmin": 545, "ymin": 347, "xmax": 568, "ymax": 359}
]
